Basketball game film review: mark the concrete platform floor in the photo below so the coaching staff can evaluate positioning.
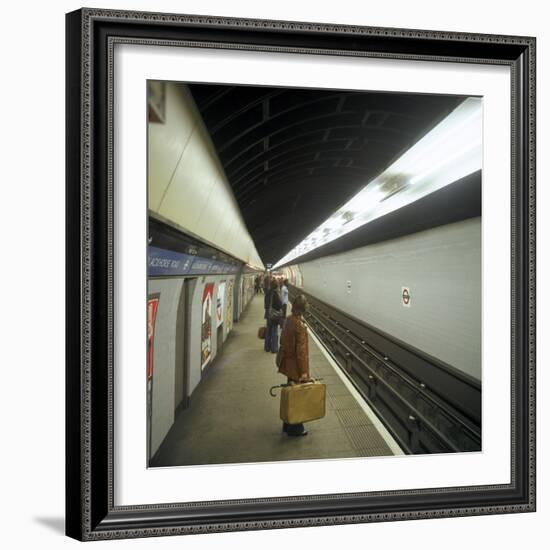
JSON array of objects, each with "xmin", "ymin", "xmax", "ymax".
[{"xmin": 150, "ymin": 293, "xmax": 395, "ymax": 467}]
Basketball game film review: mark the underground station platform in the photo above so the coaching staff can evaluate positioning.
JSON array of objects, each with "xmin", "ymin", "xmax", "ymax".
[{"xmin": 150, "ymin": 294, "xmax": 400, "ymax": 468}]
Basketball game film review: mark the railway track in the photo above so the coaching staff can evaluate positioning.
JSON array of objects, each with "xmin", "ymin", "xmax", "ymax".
[{"xmin": 289, "ymin": 287, "xmax": 481, "ymax": 454}]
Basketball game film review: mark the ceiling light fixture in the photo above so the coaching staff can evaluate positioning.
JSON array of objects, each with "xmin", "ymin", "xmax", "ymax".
[{"xmin": 273, "ymin": 97, "xmax": 482, "ymax": 268}]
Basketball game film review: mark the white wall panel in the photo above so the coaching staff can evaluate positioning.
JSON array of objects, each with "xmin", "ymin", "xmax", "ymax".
[
  {"xmin": 297, "ymin": 218, "xmax": 481, "ymax": 380},
  {"xmin": 149, "ymin": 82, "xmax": 263, "ymax": 268},
  {"xmin": 211, "ymin": 187, "xmax": 239, "ymax": 251},
  {"xmin": 158, "ymin": 123, "xmax": 217, "ymax": 234},
  {"xmin": 148, "ymin": 84, "xmax": 195, "ymax": 211},
  {"xmin": 221, "ymin": 219, "xmax": 239, "ymax": 258},
  {"xmin": 148, "ymin": 274, "xmax": 239, "ymax": 456},
  {"xmin": 148, "ymin": 278, "xmax": 185, "ymax": 457}
]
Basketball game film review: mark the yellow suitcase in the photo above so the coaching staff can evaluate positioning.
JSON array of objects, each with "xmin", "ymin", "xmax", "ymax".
[{"xmin": 279, "ymin": 381, "xmax": 326, "ymax": 424}]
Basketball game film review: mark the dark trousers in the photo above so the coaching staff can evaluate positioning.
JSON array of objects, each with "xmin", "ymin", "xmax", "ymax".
[
  {"xmin": 264, "ymin": 318, "xmax": 271, "ymax": 351},
  {"xmin": 269, "ymin": 320, "xmax": 278, "ymax": 353},
  {"xmin": 283, "ymin": 421, "xmax": 305, "ymax": 435},
  {"xmin": 264, "ymin": 318, "xmax": 278, "ymax": 352}
]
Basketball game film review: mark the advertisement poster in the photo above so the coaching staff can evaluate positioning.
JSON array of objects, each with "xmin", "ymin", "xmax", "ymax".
[
  {"xmin": 201, "ymin": 283, "xmax": 214, "ymax": 370},
  {"xmin": 226, "ymin": 279, "xmax": 234, "ymax": 332},
  {"xmin": 216, "ymin": 281, "xmax": 226, "ymax": 328},
  {"xmin": 147, "ymin": 296, "xmax": 159, "ymax": 460},
  {"xmin": 147, "ymin": 297, "xmax": 160, "ymax": 379}
]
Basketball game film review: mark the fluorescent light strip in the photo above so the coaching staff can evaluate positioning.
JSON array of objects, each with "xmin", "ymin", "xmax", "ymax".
[{"xmin": 273, "ymin": 97, "xmax": 482, "ymax": 268}]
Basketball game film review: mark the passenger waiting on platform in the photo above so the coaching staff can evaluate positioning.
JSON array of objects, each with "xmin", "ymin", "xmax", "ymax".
[
  {"xmin": 263, "ymin": 272, "xmax": 270, "ymax": 295},
  {"xmin": 277, "ymin": 294, "xmax": 310, "ymax": 437},
  {"xmin": 264, "ymin": 279, "xmax": 283, "ymax": 353},
  {"xmin": 263, "ymin": 276, "xmax": 272, "ymax": 321},
  {"xmin": 281, "ymin": 279, "xmax": 289, "ymax": 320}
]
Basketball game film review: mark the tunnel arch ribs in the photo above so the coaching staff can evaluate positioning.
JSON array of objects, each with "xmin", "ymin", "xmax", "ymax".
[{"xmin": 188, "ymin": 84, "xmax": 464, "ymax": 265}]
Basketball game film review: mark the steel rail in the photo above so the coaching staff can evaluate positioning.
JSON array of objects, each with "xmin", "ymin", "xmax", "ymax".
[
  {"xmin": 309, "ymin": 301, "xmax": 480, "ymax": 437},
  {"xmin": 289, "ymin": 288, "xmax": 481, "ymax": 453}
]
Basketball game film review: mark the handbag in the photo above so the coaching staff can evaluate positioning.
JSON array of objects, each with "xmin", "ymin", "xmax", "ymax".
[
  {"xmin": 258, "ymin": 326, "xmax": 266, "ymax": 339},
  {"xmin": 268, "ymin": 291, "xmax": 282, "ymax": 323},
  {"xmin": 269, "ymin": 308, "xmax": 282, "ymax": 322}
]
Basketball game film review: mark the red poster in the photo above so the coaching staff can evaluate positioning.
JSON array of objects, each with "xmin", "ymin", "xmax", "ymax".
[
  {"xmin": 201, "ymin": 284, "xmax": 214, "ymax": 370},
  {"xmin": 216, "ymin": 281, "xmax": 226, "ymax": 328},
  {"xmin": 147, "ymin": 297, "xmax": 159, "ymax": 379}
]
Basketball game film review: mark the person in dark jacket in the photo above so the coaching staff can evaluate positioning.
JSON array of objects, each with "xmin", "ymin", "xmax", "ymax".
[
  {"xmin": 264, "ymin": 279, "xmax": 282, "ymax": 353},
  {"xmin": 277, "ymin": 294, "xmax": 310, "ymax": 436},
  {"xmin": 263, "ymin": 276, "xmax": 272, "ymax": 351}
]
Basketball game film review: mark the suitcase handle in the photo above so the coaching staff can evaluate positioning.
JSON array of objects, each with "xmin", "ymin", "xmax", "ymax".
[{"xmin": 269, "ymin": 378, "xmax": 323, "ymax": 397}]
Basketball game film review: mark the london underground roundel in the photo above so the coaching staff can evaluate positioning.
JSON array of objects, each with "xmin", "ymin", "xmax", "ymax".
[{"xmin": 401, "ymin": 287, "xmax": 411, "ymax": 307}]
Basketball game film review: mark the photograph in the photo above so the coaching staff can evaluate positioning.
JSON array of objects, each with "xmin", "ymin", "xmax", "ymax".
[
  {"xmin": 146, "ymin": 81, "xmax": 483, "ymax": 468},
  {"xmin": 63, "ymin": 5, "xmax": 536, "ymax": 541},
  {"xmin": 1, "ymin": 0, "xmax": 546, "ymax": 548}
]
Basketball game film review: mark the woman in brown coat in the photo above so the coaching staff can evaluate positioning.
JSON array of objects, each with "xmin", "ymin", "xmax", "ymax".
[{"xmin": 278, "ymin": 294, "xmax": 310, "ymax": 436}]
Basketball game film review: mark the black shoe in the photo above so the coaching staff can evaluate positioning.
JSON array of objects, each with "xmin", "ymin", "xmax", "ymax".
[{"xmin": 288, "ymin": 431, "xmax": 308, "ymax": 437}]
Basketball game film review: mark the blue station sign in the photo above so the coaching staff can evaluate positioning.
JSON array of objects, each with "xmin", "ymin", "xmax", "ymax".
[{"xmin": 148, "ymin": 247, "xmax": 240, "ymax": 277}]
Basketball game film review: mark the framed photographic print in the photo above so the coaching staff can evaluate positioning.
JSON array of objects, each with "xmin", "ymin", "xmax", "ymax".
[{"xmin": 65, "ymin": 7, "xmax": 536, "ymax": 541}]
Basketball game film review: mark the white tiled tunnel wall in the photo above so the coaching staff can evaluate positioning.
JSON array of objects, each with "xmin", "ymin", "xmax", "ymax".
[
  {"xmin": 148, "ymin": 81, "xmax": 263, "ymax": 269},
  {"xmin": 296, "ymin": 218, "xmax": 482, "ymax": 380},
  {"xmin": 148, "ymin": 278, "xmax": 185, "ymax": 458}
]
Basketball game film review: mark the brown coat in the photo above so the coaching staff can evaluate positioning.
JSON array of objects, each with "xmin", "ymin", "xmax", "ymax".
[{"xmin": 278, "ymin": 314, "xmax": 309, "ymax": 382}]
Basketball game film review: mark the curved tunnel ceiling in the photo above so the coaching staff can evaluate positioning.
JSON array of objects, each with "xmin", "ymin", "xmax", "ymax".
[{"xmin": 188, "ymin": 84, "xmax": 465, "ymax": 266}]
